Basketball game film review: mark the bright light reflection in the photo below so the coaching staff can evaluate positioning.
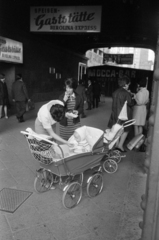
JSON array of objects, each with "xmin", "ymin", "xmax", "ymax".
[{"xmin": 86, "ymin": 47, "xmax": 155, "ymax": 70}]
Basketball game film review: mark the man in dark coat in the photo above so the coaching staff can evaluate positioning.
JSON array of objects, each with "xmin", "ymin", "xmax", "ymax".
[
  {"xmin": 12, "ymin": 74, "xmax": 30, "ymax": 122},
  {"xmin": 86, "ymin": 79, "xmax": 93, "ymax": 110},
  {"xmin": 0, "ymin": 73, "xmax": 9, "ymax": 119},
  {"xmin": 75, "ymin": 80, "xmax": 86, "ymax": 118}
]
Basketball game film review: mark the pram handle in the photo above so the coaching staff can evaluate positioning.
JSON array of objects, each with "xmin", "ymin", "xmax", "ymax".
[
  {"xmin": 122, "ymin": 119, "xmax": 136, "ymax": 128},
  {"xmin": 20, "ymin": 131, "xmax": 58, "ymax": 146}
]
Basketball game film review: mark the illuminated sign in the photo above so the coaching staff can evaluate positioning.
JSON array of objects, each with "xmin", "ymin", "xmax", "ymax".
[
  {"xmin": 30, "ymin": 6, "xmax": 101, "ymax": 32},
  {"xmin": 0, "ymin": 36, "xmax": 23, "ymax": 63},
  {"xmin": 103, "ymin": 53, "xmax": 134, "ymax": 64},
  {"xmin": 88, "ymin": 67, "xmax": 137, "ymax": 79}
]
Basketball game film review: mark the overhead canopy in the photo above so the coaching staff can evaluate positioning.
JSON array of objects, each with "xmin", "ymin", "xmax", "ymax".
[{"xmin": 0, "ymin": 0, "xmax": 159, "ymax": 53}]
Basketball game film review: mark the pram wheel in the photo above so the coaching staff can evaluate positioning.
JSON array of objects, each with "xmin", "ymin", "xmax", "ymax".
[
  {"xmin": 87, "ymin": 173, "xmax": 103, "ymax": 198},
  {"xmin": 103, "ymin": 159, "xmax": 118, "ymax": 174},
  {"xmin": 108, "ymin": 150, "xmax": 121, "ymax": 164},
  {"xmin": 34, "ymin": 169, "xmax": 54, "ymax": 193},
  {"xmin": 62, "ymin": 182, "xmax": 82, "ymax": 209}
]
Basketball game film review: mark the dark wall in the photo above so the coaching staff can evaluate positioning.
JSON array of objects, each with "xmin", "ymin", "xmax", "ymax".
[
  {"xmin": 0, "ymin": 34, "xmax": 87, "ymax": 102},
  {"xmin": 0, "ymin": 62, "xmax": 15, "ymax": 102}
]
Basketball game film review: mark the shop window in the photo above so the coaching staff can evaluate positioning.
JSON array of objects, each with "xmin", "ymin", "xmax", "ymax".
[{"xmin": 78, "ymin": 63, "xmax": 86, "ymax": 80}]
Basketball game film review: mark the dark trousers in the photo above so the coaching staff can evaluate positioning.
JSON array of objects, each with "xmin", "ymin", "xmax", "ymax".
[
  {"xmin": 93, "ymin": 95, "xmax": 99, "ymax": 108},
  {"xmin": 80, "ymin": 101, "xmax": 85, "ymax": 117},
  {"xmin": 87, "ymin": 97, "xmax": 92, "ymax": 110},
  {"xmin": 15, "ymin": 101, "xmax": 26, "ymax": 118}
]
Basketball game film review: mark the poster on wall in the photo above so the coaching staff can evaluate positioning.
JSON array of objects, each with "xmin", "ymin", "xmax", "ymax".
[
  {"xmin": 0, "ymin": 36, "xmax": 23, "ymax": 63},
  {"xmin": 30, "ymin": 6, "xmax": 101, "ymax": 33},
  {"xmin": 103, "ymin": 53, "xmax": 134, "ymax": 64}
]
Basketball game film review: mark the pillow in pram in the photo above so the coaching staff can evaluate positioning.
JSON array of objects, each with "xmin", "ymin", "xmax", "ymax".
[{"xmin": 104, "ymin": 123, "xmax": 122, "ymax": 143}]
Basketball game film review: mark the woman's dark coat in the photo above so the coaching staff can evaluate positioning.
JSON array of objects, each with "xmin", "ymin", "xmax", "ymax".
[{"xmin": 108, "ymin": 87, "xmax": 134, "ymax": 128}]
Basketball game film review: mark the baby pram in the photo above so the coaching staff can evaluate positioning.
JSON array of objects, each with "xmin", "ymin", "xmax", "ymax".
[
  {"xmin": 103, "ymin": 119, "xmax": 136, "ymax": 163},
  {"xmin": 104, "ymin": 100, "xmax": 136, "ymax": 163},
  {"xmin": 21, "ymin": 126, "xmax": 118, "ymax": 209}
]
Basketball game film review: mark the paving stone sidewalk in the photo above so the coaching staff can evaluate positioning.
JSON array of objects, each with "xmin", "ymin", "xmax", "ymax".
[{"xmin": 0, "ymin": 99, "xmax": 146, "ymax": 240}]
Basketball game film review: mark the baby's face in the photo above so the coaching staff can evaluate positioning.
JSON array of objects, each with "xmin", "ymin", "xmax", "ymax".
[{"xmin": 74, "ymin": 132, "xmax": 81, "ymax": 142}]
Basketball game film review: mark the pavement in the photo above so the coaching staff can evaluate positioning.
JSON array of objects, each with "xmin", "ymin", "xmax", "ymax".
[{"xmin": 0, "ymin": 98, "xmax": 146, "ymax": 240}]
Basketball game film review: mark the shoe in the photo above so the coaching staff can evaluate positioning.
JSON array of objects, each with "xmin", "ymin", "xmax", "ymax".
[
  {"xmin": 50, "ymin": 184, "xmax": 55, "ymax": 190},
  {"xmin": 81, "ymin": 115, "xmax": 86, "ymax": 118},
  {"xmin": 19, "ymin": 117, "xmax": 25, "ymax": 123},
  {"xmin": 86, "ymin": 108, "xmax": 91, "ymax": 110},
  {"xmin": 115, "ymin": 147, "xmax": 127, "ymax": 153},
  {"xmin": 5, "ymin": 116, "xmax": 8, "ymax": 119},
  {"xmin": 19, "ymin": 119, "xmax": 25, "ymax": 123}
]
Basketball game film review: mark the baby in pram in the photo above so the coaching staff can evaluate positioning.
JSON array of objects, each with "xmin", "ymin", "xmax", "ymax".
[{"xmin": 68, "ymin": 126, "xmax": 91, "ymax": 153}]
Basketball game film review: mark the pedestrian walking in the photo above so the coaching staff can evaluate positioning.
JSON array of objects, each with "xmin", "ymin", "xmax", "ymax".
[
  {"xmin": 12, "ymin": 74, "xmax": 30, "ymax": 122},
  {"xmin": 0, "ymin": 73, "xmax": 9, "ymax": 119},
  {"xmin": 76, "ymin": 80, "xmax": 86, "ymax": 118}
]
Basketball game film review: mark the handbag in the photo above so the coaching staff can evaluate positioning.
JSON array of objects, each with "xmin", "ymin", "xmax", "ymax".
[
  {"xmin": 28, "ymin": 100, "xmax": 35, "ymax": 110},
  {"xmin": 127, "ymin": 134, "xmax": 145, "ymax": 150}
]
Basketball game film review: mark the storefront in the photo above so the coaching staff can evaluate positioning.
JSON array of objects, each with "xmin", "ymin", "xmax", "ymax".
[
  {"xmin": 0, "ymin": 36, "xmax": 23, "ymax": 103},
  {"xmin": 0, "ymin": 34, "xmax": 87, "ymax": 103},
  {"xmin": 87, "ymin": 65, "xmax": 153, "ymax": 97}
]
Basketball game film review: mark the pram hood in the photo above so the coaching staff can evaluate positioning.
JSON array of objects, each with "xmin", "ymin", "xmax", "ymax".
[
  {"xmin": 75, "ymin": 126, "xmax": 87, "ymax": 141},
  {"xmin": 104, "ymin": 123, "xmax": 123, "ymax": 141},
  {"xmin": 104, "ymin": 119, "xmax": 136, "ymax": 149}
]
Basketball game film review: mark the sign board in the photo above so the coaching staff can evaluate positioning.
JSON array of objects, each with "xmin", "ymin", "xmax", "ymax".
[
  {"xmin": 88, "ymin": 65, "xmax": 137, "ymax": 79},
  {"xmin": 0, "ymin": 36, "xmax": 23, "ymax": 63},
  {"xmin": 30, "ymin": 6, "xmax": 101, "ymax": 32},
  {"xmin": 87, "ymin": 65, "xmax": 153, "ymax": 97},
  {"xmin": 103, "ymin": 53, "xmax": 133, "ymax": 64}
]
